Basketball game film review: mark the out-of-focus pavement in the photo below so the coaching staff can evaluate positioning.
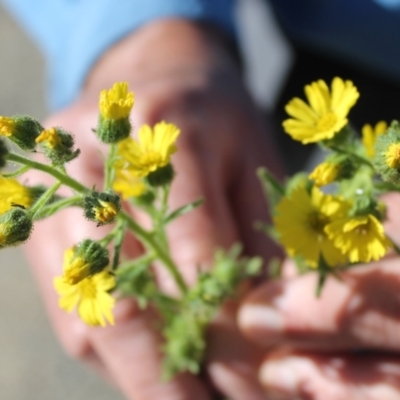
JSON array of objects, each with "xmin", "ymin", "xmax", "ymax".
[
  {"xmin": 0, "ymin": 1, "xmax": 291, "ymax": 399},
  {"xmin": 0, "ymin": 7, "xmax": 125, "ymax": 400}
]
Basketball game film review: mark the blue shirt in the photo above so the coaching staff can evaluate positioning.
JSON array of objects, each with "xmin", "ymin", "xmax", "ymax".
[{"xmin": 2, "ymin": 0, "xmax": 400, "ymax": 110}]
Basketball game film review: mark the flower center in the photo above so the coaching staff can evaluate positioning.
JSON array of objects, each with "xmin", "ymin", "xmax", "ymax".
[
  {"xmin": 317, "ymin": 112, "xmax": 337, "ymax": 132},
  {"xmin": 308, "ymin": 212, "xmax": 329, "ymax": 237},
  {"xmin": 385, "ymin": 143, "xmax": 400, "ymax": 169}
]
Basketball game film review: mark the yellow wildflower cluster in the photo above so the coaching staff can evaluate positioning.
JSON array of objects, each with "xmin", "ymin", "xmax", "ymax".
[
  {"xmin": 0, "ymin": 176, "xmax": 33, "ymax": 213},
  {"xmin": 274, "ymin": 185, "xmax": 392, "ymax": 267}
]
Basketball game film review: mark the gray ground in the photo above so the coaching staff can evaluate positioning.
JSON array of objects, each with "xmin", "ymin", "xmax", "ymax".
[{"xmin": 0, "ymin": 1, "xmax": 291, "ymax": 399}]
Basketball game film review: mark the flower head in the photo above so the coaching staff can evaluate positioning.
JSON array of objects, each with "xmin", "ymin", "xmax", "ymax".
[
  {"xmin": 0, "ymin": 176, "xmax": 33, "ymax": 214},
  {"xmin": 0, "ymin": 208, "xmax": 33, "ymax": 248},
  {"xmin": 99, "ymin": 82, "xmax": 134, "ymax": 120},
  {"xmin": 35, "ymin": 127, "xmax": 79, "ymax": 164},
  {"xmin": 112, "ymin": 169, "xmax": 146, "ymax": 199},
  {"xmin": 283, "ymin": 77, "xmax": 359, "ymax": 144},
  {"xmin": 36, "ymin": 127, "xmax": 61, "ymax": 149},
  {"xmin": 0, "ymin": 117, "xmax": 15, "ymax": 137},
  {"xmin": 326, "ymin": 214, "xmax": 392, "ymax": 263},
  {"xmin": 362, "ymin": 121, "xmax": 387, "ymax": 158},
  {"xmin": 309, "ymin": 161, "xmax": 340, "ymax": 187},
  {"xmin": 83, "ymin": 190, "xmax": 120, "ymax": 226},
  {"xmin": 274, "ymin": 185, "xmax": 348, "ymax": 267},
  {"xmin": 62, "ymin": 240, "xmax": 109, "ymax": 285},
  {"xmin": 385, "ymin": 143, "xmax": 400, "ymax": 169},
  {"xmin": 54, "ymin": 262, "xmax": 115, "ymax": 327},
  {"xmin": 116, "ymin": 121, "xmax": 180, "ymax": 177}
]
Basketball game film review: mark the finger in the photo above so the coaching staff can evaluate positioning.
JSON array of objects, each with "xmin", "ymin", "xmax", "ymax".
[
  {"xmin": 259, "ymin": 349, "xmax": 400, "ymax": 400},
  {"xmin": 238, "ymin": 257, "xmax": 400, "ymax": 351},
  {"xmin": 206, "ymin": 302, "xmax": 270, "ymax": 400}
]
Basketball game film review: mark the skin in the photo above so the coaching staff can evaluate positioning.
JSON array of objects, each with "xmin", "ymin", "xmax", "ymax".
[
  {"xmin": 24, "ymin": 18, "xmax": 400, "ymax": 400},
  {"xmin": 238, "ymin": 193, "xmax": 400, "ymax": 399},
  {"xmin": 25, "ymin": 20, "xmax": 281, "ymax": 399}
]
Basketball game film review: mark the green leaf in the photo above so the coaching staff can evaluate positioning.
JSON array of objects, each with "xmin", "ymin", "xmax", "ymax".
[
  {"xmin": 257, "ymin": 167, "xmax": 284, "ymax": 215},
  {"xmin": 163, "ymin": 198, "xmax": 204, "ymax": 225}
]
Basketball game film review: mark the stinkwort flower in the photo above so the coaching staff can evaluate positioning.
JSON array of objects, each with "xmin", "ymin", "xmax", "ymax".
[
  {"xmin": 0, "ymin": 115, "xmax": 43, "ymax": 150},
  {"xmin": 61, "ymin": 240, "xmax": 109, "ymax": 285},
  {"xmin": 362, "ymin": 121, "xmax": 387, "ymax": 158},
  {"xmin": 99, "ymin": 82, "xmax": 134, "ymax": 120},
  {"xmin": 283, "ymin": 77, "xmax": 359, "ymax": 144},
  {"xmin": 97, "ymin": 82, "xmax": 134, "ymax": 143},
  {"xmin": 116, "ymin": 121, "xmax": 180, "ymax": 186},
  {"xmin": 112, "ymin": 169, "xmax": 146, "ymax": 199},
  {"xmin": 273, "ymin": 185, "xmax": 348, "ymax": 267},
  {"xmin": 0, "ymin": 208, "xmax": 33, "ymax": 248},
  {"xmin": 83, "ymin": 190, "xmax": 121, "ymax": 226},
  {"xmin": 35, "ymin": 127, "xmax": 80, "ymax": 165},
  {"xmin": 326, "ymin": 214, "xmax": 392, "ymax": 263},
  {"xmin": 54, "ymin": 248, "xmax": 115, "ymax": 326},
  {"xmin": 309, "ymin": 161, "xmax": 340, "ymax": 187},
  {"xmin": 0, "ymin": 176, "xmax": 34, "ymax": 214}
]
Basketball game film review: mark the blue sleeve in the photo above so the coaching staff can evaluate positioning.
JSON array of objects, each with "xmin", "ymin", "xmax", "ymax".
[{"xmin": 2, "ymin": 0, "xmax": 236, "ymax": 111}]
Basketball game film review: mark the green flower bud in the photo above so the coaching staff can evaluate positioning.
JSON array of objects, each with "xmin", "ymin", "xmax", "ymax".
[
  {"xmin": 0, "ymin": 139, "xmax": 9, "ymax": 169},
  {"xmin": 374, "ymin": 120, "xmax": 400, "ymax": 183},
  {"xmin": 83, "ymin": 189, "xmax": 121, "ymax": 226},
  {"xmin": 0, "ymin": 208, "xmax": 33, "ymax": 248},
  {"xmin": 35, "ymin": 127, "xmax": 80, "ymax": 165},
  {"xmin": 0, "ymin": 115, "xmax": 43, "ymax": 150},
  {"xmin": 96, "ymin": 117, "xmax": 131, "ymax": 144},
  {"xmin": 63, "ymin": 239, "xmax": 109, "ymax": 284},
  {"xmin": 146, "ymin": 163, "xmax": 175, "ymax": 187}
]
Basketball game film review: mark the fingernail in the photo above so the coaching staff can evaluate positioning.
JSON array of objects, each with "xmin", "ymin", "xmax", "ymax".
[
  {"xmin": 239, "ymin": 304, "xmax": 284, "ymax": 332},
  {"xmin": 260, "ymin": 359, "xmax": 299, "ymax": 392}
]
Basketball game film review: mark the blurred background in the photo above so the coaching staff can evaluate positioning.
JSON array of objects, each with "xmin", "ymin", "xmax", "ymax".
[{"xmin": 0, "ymin": 1, "xmax": 290, "ymax": 399}]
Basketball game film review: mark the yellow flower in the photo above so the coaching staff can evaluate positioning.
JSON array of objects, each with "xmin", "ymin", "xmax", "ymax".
[
  {"xmin": 63, "ymin": 251, "xmax": 92, "ymax": 285},
  {"xmin": 62, "ymin": 241, "xmax": 109, "ymax": 285},
  {"xmin": 385, "ymin": 143, "xmax": 400, "ymax": 169},
  {"xmin": 112, "ymin": 169, "xmax": 146, "ymax": 199},
  {"xmin": 283, "ymin": 77, "xmax": 359, "ymax": 144},
  {"xmin": 93, "ymin": 200, "xmax": 118, "ymax": 224},
  {"xmin": 99, "ymin": 82, "xmax": 134, "ymax": 120},
  {"xmin": 362, "ymin": 121, "xmax": 387, "ymax": 158},
  {"xmin": 0, "ymin": 176, "xmax": 33, "ymax": 214},
  {"xmin": 0, "ymin": 117, "xmax": 15, "ymax": 137},
  {"xmin": 326, "ymin": 214, "xmax": 392, "ymax": 263},
  {"xmin": 54, "ymin": 270, "xmax": 116, "ymax": 327},
  {"xmin": 116, "ymin": 121, "xmax": 180, "ymax": 177},
  {"xmin": 274, "ymin": 186, "xmax": 348, "ymax": 267},
  {"xmin": 35, "ymin": 127, "xmax": 61, "ymax": 149},
  {"xmin": 309, "ymin": 161, "xmax": 340, "ymax": 186}
]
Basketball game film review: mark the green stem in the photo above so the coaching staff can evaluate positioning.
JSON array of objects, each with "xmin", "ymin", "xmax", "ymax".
[
  {"xmin": 104, "ymin": 144, "xmax": 117, "ymax": 191},
  {"xmin": 8, "ymin": 153, "xmax": 88, "ymax": 194},
  {"xmin": 2, "ymin": 165, "xmax": 31, "ymax": 178},
  {"xmin": 329, "ymin": 146, "xmax": 374, "ymax": 169},
  {"xmin": 29, "ymin": 181, "xmax": 62, "ymax": 219},
  {"xmin": 119, "ymin": 210, "xmax": 188, "ymax": 295},
  {"xmin": 112, "ymin": 220, "xmax": 126, "ymax": 270},
  {"xmin": 117, "ymin": 252, "xmax": 156, "ymax": 274},
  {"xmin": 34, "ymin": 195, "xmax": 83, "ymax": 219}
]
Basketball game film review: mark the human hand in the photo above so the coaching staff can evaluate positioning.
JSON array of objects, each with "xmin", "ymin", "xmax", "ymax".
[
  {"xmin": 24, "ymin": 20, "xmax": 282, "ymax": 399},
  {"xmin": 238, "ymin": 193, "xmax": 400, "ymax": 399}
]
